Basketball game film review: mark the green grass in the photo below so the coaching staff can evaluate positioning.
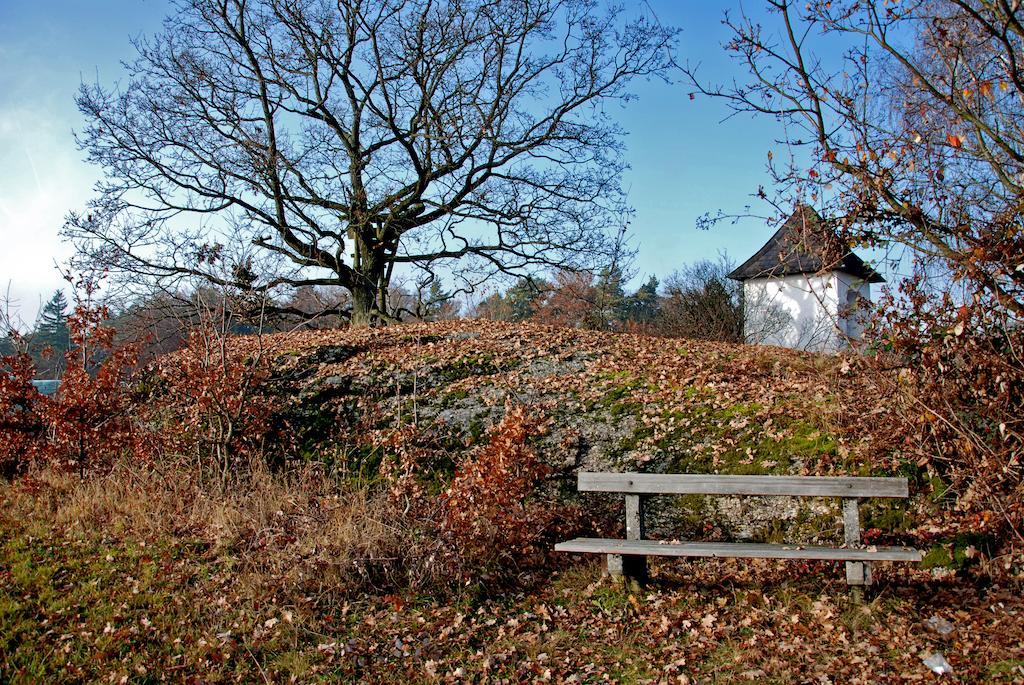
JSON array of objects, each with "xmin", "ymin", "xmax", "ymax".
[
  {"xmin": 987, "ymin": 659, "xmax": 1024, "ymax": 679},
  {"xmin": 3, "ymin": 520, "xmax": 1022, "ymax": 683},
  {"xmin": 0, "ymin": 525, "xmax": 316, "ymax": 683}
]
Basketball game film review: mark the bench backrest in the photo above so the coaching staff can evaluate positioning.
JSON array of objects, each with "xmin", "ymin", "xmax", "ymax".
[{"xmin": 578, "ymin": 472, "xmax": 908, "ymax": 498}]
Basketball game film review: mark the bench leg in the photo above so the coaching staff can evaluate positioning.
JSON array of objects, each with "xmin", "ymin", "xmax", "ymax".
[
  {"xmin": 843, "ymin": 498, "xmax": 872, "ymax": 598},
  {"xmin": 847, "ymin": 561, "xmax": 872, "ymax": 604},
  {"xmin": 845, "ymin": 560, "xmax": 872, "ymax": 587},
  {"xmin": 605, "ymin": 554, "xmax": 646, "ymax": 591},
  {"xmin": 847, "ymin": 566, "xmax": 873, "ymax": 604},
  {"xmin": 624, "ymin": 494, "xmax": 647, "ymax": 586},
  {"xmin": 606, "ymin": 554, "xmax": 649, "ymax": 577},
  {"xmin": 606, "ymin": 553, "xmax": 624, "ymax": 577},
  {"xmin": 606, "ymin": 495, "xmax": 649, "ymax": 587}
]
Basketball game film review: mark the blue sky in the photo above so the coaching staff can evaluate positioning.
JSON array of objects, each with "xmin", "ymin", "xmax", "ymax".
[{"xmin": 0, "ymin": 1, "xmax": 791, "ymax": 322}]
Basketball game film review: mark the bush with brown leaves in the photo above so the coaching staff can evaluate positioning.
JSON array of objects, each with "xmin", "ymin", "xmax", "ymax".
[
  {"xmin": 150, "ymin": 324, "xmax": 274, "ymax": 485},
  {"xmin": 0, "ymin": 352, "xmax": 47, "ymax": 477},
  {"xmin": 869, "ymin": 283, "xmax": 1023, "ymax": 546},
  {"xmin": 1, "ymin": 306, "xmax": 143, "ymax": 479},
  {"xmin": 434, "ymin": 406, "xmax": 580, "ymax": 587},
  {"xmin": 45, "ymin": 306, "xmax": 143, "ymax": 477}
]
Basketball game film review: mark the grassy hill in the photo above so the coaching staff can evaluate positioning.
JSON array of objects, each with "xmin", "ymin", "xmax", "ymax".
[
  {"xmin": 243, "ymin": 320, "xmax": 923, "ymax": 542},
  {"xmin": 261, "ymin": 320, "xmax": 884, "ymax": 475}
]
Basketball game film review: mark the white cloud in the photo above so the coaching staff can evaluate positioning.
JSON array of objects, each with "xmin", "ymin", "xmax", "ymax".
[
  {"xmin": 0, "ymin": 45, "xmax": 98, "ymax": 323},
  {"xmin": 0, "ymin": 107, "xmax": 94, "ymax": 323}
]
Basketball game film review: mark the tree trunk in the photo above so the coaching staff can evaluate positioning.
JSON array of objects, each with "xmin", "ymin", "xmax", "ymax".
[
  {"xmin": 349, "ymin": 239, "xmax": 387, "ymax": 328},
  {"xmin": 350, "ymin": 284, "xmax": 376, "ymax": 327}
]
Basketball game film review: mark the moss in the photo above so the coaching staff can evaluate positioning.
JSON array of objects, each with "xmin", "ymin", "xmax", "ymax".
[
  {"xmin": 921, "ymin": 545, "xmax": 954, "ymax": 569},
  {"xmin": 663, "ymin": 402, "xmax": 831, "ymax": 477},
  {"xmin": 272, "ymin": 392, "xmax": 356, "ymax": 467},
  {"xmin": 440, "ymin": 387, "xmax": 471, "ymax": 407},
  {"xmin": 436, "ymin": 354, "xmax": 518, "ymax": 385},
  {"xmin": 775, "ymin": 420, "xmax": 837, "ymax": 460},
  {"xmin": 644, "ymin": 398, "xmax": 846, "ymax": 540},
  {"xmin": 667, "ymin": 494, "xmax": 708, "ymax": 533},
  {"xmin": 758, "ymin": 519, "xmax": 789, "ymax": 544},
  {"xmin": 717, "ymin": 460, "xmax": 782, "ymax": 476},
  {"xmin": 920, "ymin": 534, "xmax": 992, "ymax": 570},
  {"xmin": 882, "ymin": 459, "xmax": 938, "ymax": 496},
  {"xmin": 597, "ymin": 374, "xmax": 644, "ymax": 406},
  {"xmin": 862, "ymin": 499, "xmax": 916, "ymax": 532},
  {"xmin": 986, "ymin": 659, "xmax": 1024, "ymax": 680},
  {"xmin": 754, "ymin": 506, "xmax": 837, "ymax": 544},
  {"xmin": 927, "ymin": 473, "xmax": 950, "ymax": 502},
  {"xmin": 609, "ymin": 399, "xmax": 643, "ymax": 418},
  {"xmin": 468, "ymin": 414, "xmax": 488, "ymax": 444},
  {"xmin": 599, "ymin": 419, "xmax": 652, "ymax": 467},
  {"xmin": 330, "ymin": 443, "xmax": 384, "ymax": 480}
]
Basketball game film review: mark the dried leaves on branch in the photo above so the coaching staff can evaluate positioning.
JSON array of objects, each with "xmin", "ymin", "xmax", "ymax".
[
  {"xmin": 687, "ymin": 0, "xmax": 1024, "ymax": 546},
  {"xmin": 687, "ymin": 0, "xmax": 1024, "ymax": 315},
  {"xmin": 0, "ymin": 306, "xmax": 143, "ymax": 478}
]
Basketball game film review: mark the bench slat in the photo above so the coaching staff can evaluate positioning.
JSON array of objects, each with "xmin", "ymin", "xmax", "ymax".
[
  {"xmin": 554, "ymin": 538, "xmax": 922, "ymax": 562},
  {"xmin": 578, "ymin": 472, "xmax": 908, "ymax": 498}
]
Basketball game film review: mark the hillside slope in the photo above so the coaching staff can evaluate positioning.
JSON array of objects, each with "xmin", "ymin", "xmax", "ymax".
[{"xmin": 226, "ymin": 320, "xmax": 918, "ymax": 544}]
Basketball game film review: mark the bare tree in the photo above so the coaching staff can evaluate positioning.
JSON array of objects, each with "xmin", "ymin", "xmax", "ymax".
[
  {"xmin": 659, "ymin": 257, "xmax": 744, "ymax": 342},
  {"xmin": 685, "ymin": 0, "xmax": 1024, "ymax": 317},
  {"xmin": 66, "ymin": 0, "xmax": 676, "ymax": 326},
  {"xmin": 0, "ymin": 283, "xmax": 31, "ymax": 355}
]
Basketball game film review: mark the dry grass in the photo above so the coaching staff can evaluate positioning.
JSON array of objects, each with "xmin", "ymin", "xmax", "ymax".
[
  {"xmin": 8, "ymin": 463, "xmax": 420, "ymax": 595},
  {"xmin": 4, "ymin": 466, "xmax": 1024, "ymax": 682}
]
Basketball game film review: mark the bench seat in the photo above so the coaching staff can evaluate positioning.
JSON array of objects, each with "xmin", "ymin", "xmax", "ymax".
[{"xmin": 555, "ymin": 537, "xmax": 923, "ymax": 562}]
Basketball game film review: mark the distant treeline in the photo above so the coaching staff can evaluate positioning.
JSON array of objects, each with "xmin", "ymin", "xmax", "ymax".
[{"xmin": 1, "ymin": 257, "xmax": 744, "ymax": 378}]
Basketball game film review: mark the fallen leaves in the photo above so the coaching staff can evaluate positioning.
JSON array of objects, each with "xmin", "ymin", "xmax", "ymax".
[
  {"xmin": 3, "ymin": 518, "xmax": 1022, "ymax": 683},
  {"xmin": 4, "ymin": 319, "xmax": 1020, "ymax": 680}
]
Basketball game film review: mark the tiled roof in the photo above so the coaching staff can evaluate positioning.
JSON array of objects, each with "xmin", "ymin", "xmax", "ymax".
[{"xmin": 727, "ymin": 205, "xmax": 884, "ymax": 283}]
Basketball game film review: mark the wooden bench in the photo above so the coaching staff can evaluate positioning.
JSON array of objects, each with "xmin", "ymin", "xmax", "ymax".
[{"xmin": 555, "ymin": 472, "xmax": 922, "ymax": 588}]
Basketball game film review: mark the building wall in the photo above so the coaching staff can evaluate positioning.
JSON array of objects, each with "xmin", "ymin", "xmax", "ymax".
[
  {"xmin": 743, "ymin": 273, "xmax": 841, "ymax": 352},
  {"xmin": 743, "ymin": 272, "xmax": 874, "ymax": 352},
  {"xmin": 835, "ymin": 272, "xmax": 873, "ymax": 342}
]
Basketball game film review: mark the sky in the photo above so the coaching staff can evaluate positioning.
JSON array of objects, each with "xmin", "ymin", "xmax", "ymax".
[{"xmin": 0, "ymin": 1, "xmax": 794, "ymax": 324}]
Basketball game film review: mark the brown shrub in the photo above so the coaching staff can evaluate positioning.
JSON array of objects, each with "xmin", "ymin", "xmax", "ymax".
[
  {"xmin": 45, "ymin": 306, "xmax": 144, "ymax": 477},
  {"xmin": 0, "ymin": 352, "xmax": 47, "ymax": 477},
  {"xmin": 1, "ymin": 306, "xmax": 145, "ymax": 479},
  {"xmin": 149, "ymin": 324, "xmax": 274, "ymax": 485},
  {"xmin": 867, "ymin": 286, "xmax": 1024, "ymax": 546},
  {"xmin": 433, "ymin": 406, "xmax": 581, "ymax": 588}
]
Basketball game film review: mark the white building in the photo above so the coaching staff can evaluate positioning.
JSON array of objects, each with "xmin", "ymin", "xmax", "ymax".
[{"xmin": 728, "ymin": 206, "xmax": 884, "ymax": 353}]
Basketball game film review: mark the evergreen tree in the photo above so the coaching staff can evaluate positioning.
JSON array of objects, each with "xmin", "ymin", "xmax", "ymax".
[
  {"xmin": 36, "ymin": 291, "xmax": 70, "ymax": 348},
  {"xmin": 472, "ymin": 291, "xmax": 512, "ymax": 321},
  {"xmin": 32, "ymin": 291, "xmax": 70, "ymax": 377},
  {"xmin": 419, "ymin": 281, "xmax": 457, "ymax": 320},
  {"xmin": 505, "ymin": 279, "xmax": 546, "ymax": 322},
  {"xmin": 625, "ymin": 276, "xmax": 660, "ymax": 324},
  {"xmin": 590, "ymin": 265, "xmax": 627, "ymax": 330}
]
